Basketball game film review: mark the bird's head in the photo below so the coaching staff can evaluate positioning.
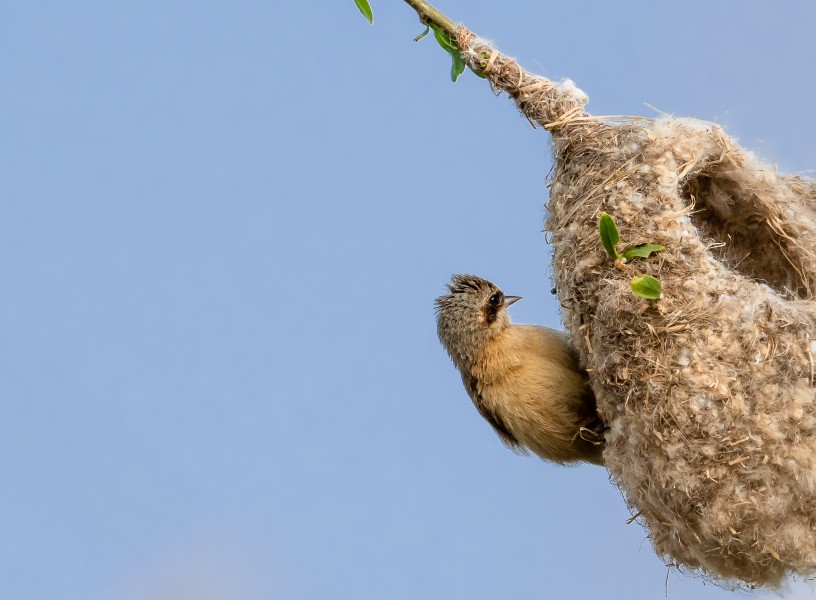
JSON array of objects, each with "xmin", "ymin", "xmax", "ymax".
[{"xmin": 435, "ymin": 274, "xmax": 522, "ymax": 370}]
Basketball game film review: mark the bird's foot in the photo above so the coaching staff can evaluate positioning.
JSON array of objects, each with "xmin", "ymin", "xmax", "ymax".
[{"xmin": 577, "ymin": 426, "xmax": 605, "ymax": 446}]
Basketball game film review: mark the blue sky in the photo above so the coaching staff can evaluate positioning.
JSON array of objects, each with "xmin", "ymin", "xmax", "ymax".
[{"xmin": 2, "ymin": 1, "xmax": 815, "ymax": 599}]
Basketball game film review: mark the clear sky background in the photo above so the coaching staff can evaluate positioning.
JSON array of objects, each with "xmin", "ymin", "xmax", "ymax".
[{"xmin": 2, "ymin": 1, "xmax": 816, "ymax": 599}]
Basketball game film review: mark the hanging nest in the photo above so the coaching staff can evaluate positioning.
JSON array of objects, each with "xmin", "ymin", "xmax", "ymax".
[{"xmin": 456, "ymin": 28, "xmax": 816, "ymax": 588}]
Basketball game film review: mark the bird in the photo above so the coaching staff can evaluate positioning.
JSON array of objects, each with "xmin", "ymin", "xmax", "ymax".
[{"xmin": 435, "ymin": 274, "xmax": 605, "ymax": 466}]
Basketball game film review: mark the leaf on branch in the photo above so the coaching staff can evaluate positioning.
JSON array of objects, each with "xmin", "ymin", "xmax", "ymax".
[
  {"xmin": 449, "ymin": 51, "xmax": 466, "ymax": 82},
  {"xmin": 354, "ymin": 0, "xmax": 373, "ymax": 24},
  {"xmin": 631, "ymin": 275, "xmax": 662, "ymax": 299},
  {"xmin": 414, "ymin": 26, "xmax": 430, "ymax": 42},
  {"xmin": 431, "ymin": 25, "xmax": 456, "ymax": 51},
  {"xmin": 431, "ymin": 25, "xmax": 465, "ymax": 82},
  {"xmin": 469, "ymin": 65, "xmax": 487, "ymax": 79}
]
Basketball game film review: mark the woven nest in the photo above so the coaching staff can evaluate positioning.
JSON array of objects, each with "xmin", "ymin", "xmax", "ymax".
[{"xmin": 457, "ymin": 28, "xmax": 816, "ymax": 588}]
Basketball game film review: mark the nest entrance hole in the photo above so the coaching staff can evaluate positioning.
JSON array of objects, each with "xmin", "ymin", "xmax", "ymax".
[{"xmin": 682, "ymin": 172, "xmax": 809, "ymax": 300}]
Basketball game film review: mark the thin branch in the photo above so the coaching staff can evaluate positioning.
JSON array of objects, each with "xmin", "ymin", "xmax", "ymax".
[{"xmin": 401, "ymin": 0, "xmax": 586, "ymax": 131}]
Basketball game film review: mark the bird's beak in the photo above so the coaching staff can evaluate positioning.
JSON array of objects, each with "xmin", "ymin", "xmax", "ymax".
[{"xmin": 504, "ymin": 296, "xmax": 522, "ymax": 307}]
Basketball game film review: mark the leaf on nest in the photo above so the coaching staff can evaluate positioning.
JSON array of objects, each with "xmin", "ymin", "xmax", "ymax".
[
  {"xmin": 631, "ymin": 275, "xmax": 662, "ymax": 300},
  {"xmin": 622, "ymin": 243, "xmax": 665, "ymax": 261},
  {"xmin": 599, "ymin": 212, "xmax": 621, "ymax": 260}
]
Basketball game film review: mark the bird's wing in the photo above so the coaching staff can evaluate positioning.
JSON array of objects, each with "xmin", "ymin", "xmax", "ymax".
[{"xmin": 462, "ymin": 374, "xmax": 527, "ymax": 454}]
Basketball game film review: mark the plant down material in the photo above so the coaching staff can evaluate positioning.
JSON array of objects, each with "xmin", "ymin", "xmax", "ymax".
[{"xmin": 456, "ymin": 27, "xmax": 816, "ymax": 588}]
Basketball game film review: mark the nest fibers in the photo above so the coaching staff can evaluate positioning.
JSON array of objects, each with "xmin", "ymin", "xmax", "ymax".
[{"xmin": 456, "ymin": 28, "xmax": 816, "ymax": 587}]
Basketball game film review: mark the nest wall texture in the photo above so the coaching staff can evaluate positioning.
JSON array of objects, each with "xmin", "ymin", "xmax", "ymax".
[{"xmin": 458, "ymin": 29, "xmax": 816, "ymax": 587}]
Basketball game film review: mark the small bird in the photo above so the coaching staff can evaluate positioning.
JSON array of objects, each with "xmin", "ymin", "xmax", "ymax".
[{"xmin": 435, "ymin": 274, "xmax": 605, "ymax": 465}]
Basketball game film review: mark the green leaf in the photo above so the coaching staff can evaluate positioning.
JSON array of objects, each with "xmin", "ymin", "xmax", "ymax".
[
  {"xmin": 468, "ymin": 52, "xmax": 489, "ymax": 78},
  {"xmin": 631, "ymin": 275, "xmax": 662, "ymax": 299},
  {"xmin": 468, "ymin": 65, "xmax": 487, "ymax": 79},
  {"xmin": 430, "ymin": 25, "xmax": 465, "ymax": 82},
  {"xmin": 622, "ymin": 243, "xmax": 665, "ymax": 261},
  {"xmin": 432, "ymin": 25, "xmax": 456, "ymax": 51},
  {"xmin": 599, "ymin": 212, "xmax": 621, "ymax": 259},
  {"xmin": 354, "ymin": 0, "xmax": 373, "ymax": 24},
  {"xmin": 450, "ymin": 50, "xmax": 466, "ymax": 82},
  {"xmin": 414, "ymin": 25, "xmax": 430, "ymax": 42}
]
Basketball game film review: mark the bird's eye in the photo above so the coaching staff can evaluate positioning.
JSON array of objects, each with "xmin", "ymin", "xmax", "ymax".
[{"xmin": 488, "ymin": 292, "xmax": 503, "ymax": 306}]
